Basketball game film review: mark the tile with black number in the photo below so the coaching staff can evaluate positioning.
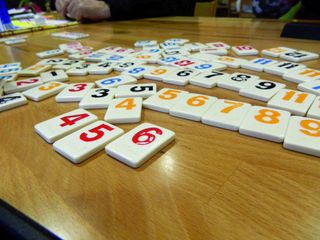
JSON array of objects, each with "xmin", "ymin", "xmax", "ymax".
[
  {"xmin": 280, "ymin": 50, "xmax": 319, "ymax": 63},
  {"xmin": 201, "ymin": 99, "xmax": 252, "ymax": 131},
  {"xmin": 66, "ymin": 63, "xmax": 91, "ymax": 76},
  {"xmin": 40, "ymin": 70, "xmax": 69, "ymax": 83},
  {"xmin": 113, "ymin": 61, "xmax": 144, "ymax": 72},
  {"xmin": 189, "ymin": 71, "xmax": 230, "ymax": 88},
  {"xmin": 267, "ymin": 89, "xmax": 315, "ymax": 116},
  {"xmin": 0, "ymin": 93, "xmax": 28, "ymax": 112},
  {"xmin": 188, "ymin": 62, "xmax": 227, "ymax": 72},
  {"xmin": 105, "ymin": 123, "xmax": 175, "ymax": 168},
  {"xmin": 239, "ymin": 106, "xmax": 291, "ymax": 142},
  {"xmin": 217, "ymin": 72, "xmax": 260, "ymax": 92},
  {"xmin": 23, "ymin": 82, "xmax": 67, "ymax": 101},
  {"xmin": 87, "ymin": 62, "xmax": 113, "ymax": 75},
  {"xmin": 104, "ymin": 97, "xmax": 142, "ymax": 123},
  {"xmin": 53, "ymin": 120, "xmax": 124, "ymax": 163},
  {"xmin": 239, "ymin": 79, "xmax": 286, "ymax": 102},
  {"xmin": 34, "ymin": 108, "xmax": 98, "ymax": 143},
  {"xmin": 56, "ymin": 83, "xmax": 94, "ymax": 102},
  {"xmin": 79, "ymin": 88, "xmax": 115, "ymax": 109},
  {"xmin": 53, "ymin": 60, "xmax": 84, "ymax": 71},
  {"xmin": 264, "ymin": 61, "xmax": 306, "ymax": 76},
  {"xmin": 163, "ymin": 69, "xmax": 199, "ymax": 86},
  {"xmin": 36, "ymin": 49, "xmax": 64, "ymax": 58},
  {"xmin": 261, "ymin": 47, "xmax": 295, "ymax": 57},
  {"xmin": 115, "ymin": 83, "xmax": 156, "ymax": 99}
]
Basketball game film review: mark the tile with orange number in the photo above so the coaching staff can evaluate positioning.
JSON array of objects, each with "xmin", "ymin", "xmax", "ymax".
[
  {"xmin": 105, "ymin": 123, "xmax": 175, "ymax": 168},
  {"xmin": 239, "ymin": 106, "xmax": 291, "ymax": 142},
  {"xmin": 79, "ymin": 88, "xmax": 115, "ymax": 109},
  {"xmin": 0, "ymin": 93, "xmax": 28, "ymax": 112},
  {"xmin": 104, "ymin": 97, "xmax": 142, "ymax": 123},
  {"xmin": 53, "ymin": 120, "xmax": 124, "ymax": 163},
  {"xmin": 212, "ymin": 56, "xmax": 246, "ymax": 68},
  {"xmin": 163, "ymin": 69, "xmax": 199, "ymax": 86},
  {"xmin": 283, "ymin": 68, "xmax": 320, "ymax": 84},
  {"xmin": 307, "ymin": 96, "xmax": 320, "ymax": 119},
  {"xmin": 261, "ymin": 47, "xmax": 295, "ymax": 57},
  {"xmin": 298, "ymin": 80, "xmax": 320, "ymax": 95},
  {"xmin": 264, "ymin": 61, "xmax": 306, "ymax": 76},
  {"xmin": 4, "ymin": 77, "xmax": 43, "ymax": 94},
  {"xmin": 267, "ymin": 89, "xmax": 316, "ymax": 116},
  {"xmin": 34, "ymin": 108, "xmax": 98, "ymax": 143},
  {"xmin": 22, "ymin": 82, "xmax": 67, "ymax": 101},
  {"xmin": 143, "ymin": 66, "xmax": 176, "ymax": 81},
  {"xmin": 169, "ymin": 93, "xmax": 217, "ymax": 121},
  {"xmin": 115, "ymin": 83, "xmax": 156, "ymax": 99},
  {"xmin": 232, "ymin": 45, "xmax": 258, "ymax": 56},
  {"xmin": 143, "ymin": 88, "xmax": 188, "ymax": 113},
  {"xmin": 217, "ymin": 72, "xmax": 260, "ymax": 92},
  {"xmin": 40, "ymin": 70, "xmax": 69, "ymax": 83},
  {"xmin": 55, "ymin": 83, "xmax": 94, "ymax": 102},
  {"xmin": 239, "ymin": 79, "xmax": 286, "ymax": 102},
  {"xmin": 19, "ymin": 64, "xmax": 51, "ymax": 77},
  {"xmin": 189, "ymin": 71, "xmax": 230, "ymax": 88},
  {"xmin": 283, "ymin": 116, "xmax": 320, "ymax": 157},
  {"xmin": 201, "ymin": 99, "xmax": 251, "ymax": 131}
]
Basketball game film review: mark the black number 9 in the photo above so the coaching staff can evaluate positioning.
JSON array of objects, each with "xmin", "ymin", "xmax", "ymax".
[{"xmin": 255, "ymin": 81, "xmax": 276, "ymax": 90}]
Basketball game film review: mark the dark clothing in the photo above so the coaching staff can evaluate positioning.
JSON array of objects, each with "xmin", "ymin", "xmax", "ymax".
[{"xmin": 105, "ymin": 0, "xmax": 195, "ymax": 20}]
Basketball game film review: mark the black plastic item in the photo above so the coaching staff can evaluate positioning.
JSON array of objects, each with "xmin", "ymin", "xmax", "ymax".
[
  {"xmin": 281, "ymin": 21, "xmax": 320, "ymax": 40},
  {"xmin": 0, "ymin": 199, "xmax": 61, "ymax": 240}
]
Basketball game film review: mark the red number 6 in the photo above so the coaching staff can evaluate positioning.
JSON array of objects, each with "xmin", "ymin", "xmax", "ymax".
[{"xmin": 132, "ymin": 127, "xmax": 163, "ymax": 145}]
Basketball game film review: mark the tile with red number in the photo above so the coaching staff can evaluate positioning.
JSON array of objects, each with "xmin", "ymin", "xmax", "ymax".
[
  {"xmin": 4, "ymin": 77, "xmax": 43, "ymax": 94},
  {"xmin": 307, "ymin": 96, "xmax": 320, "ymax": 119},
  {"xmin": 19, "ymin": 64, "xmax": 51, "ymax": 77},
  {"xmin": 53, "ymin": 120, "xmax": 124, "ymax": 163},
  {"xmin": 79, "ymin": 88, "xmax": 115, "ymax": 109},
  {"xmin": 55, "ymin": 83, "xmax": 94, "ymax": 102},
  {"xmin": 0, "ymin": 93, "xmax": 28, "ymax": 112},
  {"xmin": 241, "ymin": 58, "xmax": 278, "ymax": 72},
  {"xmin": 283, "ymin": 68, "xmax": 320, "ymax": 84},
  {"xmin": 190, "ymin": 71, "xmax": 230, "ymax": 88},
  {"xmin": 105, "ymin": 123, "xmax": 175, "ymax": 168},
  {"xmin": 239, "ymin": 79, "xmax": 286, "ymax": 102},
  {"xmin": 261, "ymin": 47, "xmax": 295, "ymax": 57},
  {"xmin": 34, "ymin": 108, "xmax": 98, "ymax": 143},
  {"xmin": 143, "ymin": 66, "xmax": 176, "ymax": 81},
  {"xmin": 40, "ymin": 70, "xmax": 69, "ymax": 83},
  {"xmin": 283, "ymin": 116, "xmax": 320, "ymax": 157},
  {"xmin": 264, "ymin": 61, "xmax": 306, "ymax": 76},
  {"xmin": 206, "ymin": 42, "xmax": 230, "ymax": 49},
  {"xmin": 163, "ymin": 69, "xmax": 199, "ymax": 86},
  {"xmin": 239, "ymin": 106, "xmax": 291, "ymax": 142},
  {"xmin": 104, "ymin": 97, "xmax": 142, "ymax": 123},
  {"xmin": 143, "ymin": 88, "xmax": 188, "ymax": 113},
  {"xmin": 115, "ymin": 83, "xmax": 156, "ymax": 99},
  {"xmin": 169, "ymin": 93, "xmax": 217, "ymax": 121},
  {"xmin": 201, "ymin": 99, "xmax": 251, "ymax": 131},
  {"xmin": 279, "ymin": 50, "xmax": 319, "ymax": 63},
  {"xmin": 23, "ymin": 82, "xmax": 67, "ymax": 101},
  {"xmin": 95, "ymin": 75, "xmax": 137, "ymax": 88},
  {"xmin": 217, "ymin": 72, "xmax": 259, "ymax": 92},
  {"xmin": 267, "ymin": 89, "xmax": 316, "ymax": 116},
  {"xmin": 232, "ymin": 45, "xmax": 258, "ymax": 56},
  {"xmin": 298, "ymin": 80, "xmax": 320, "ymax": 95},
  {"xmin": 122, "ymin": 65, "xmax": 155, "ymax": 79}
]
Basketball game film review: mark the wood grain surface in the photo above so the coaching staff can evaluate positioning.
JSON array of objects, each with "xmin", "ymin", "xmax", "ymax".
[{"xmin": 1, "ymin": 17, "xmax": 320, "ymax": 240}]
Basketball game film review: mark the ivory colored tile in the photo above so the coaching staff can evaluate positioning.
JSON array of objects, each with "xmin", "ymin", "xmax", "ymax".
[
  {"xmin": 283, "ymin": 68, "xmax": 320, "ymax": 84},
  {"xmin": 143, "ymin": 66, "xmax": 176, "ymax": 81},
  {"xmin": 95, "ymin": 75, "xmax": 137, "ymax": 88},
  {"xmin": 66, "ymin": 63, "xmax": 91, "ymax": 76},
  {"xmin": 115, "ymin": 83, "xmax": 156, "ymax": 99},
  {"xmin": 189, "ymin": 71, "xmax": 230, "ymax": 88},
  {"xmin": 232, "ymin": 45, "xmax": 258, "ymax": 56},
  {"xmin": 79, "ymin": 88, "xmax": 115, "ymax": 109},
  {"xmin": 241, "ymin": 58, "xmax": 278, "ymax": 72},
  {"xmin": 261, "ymin": 46, "xmax": 295, "ymax": 57},
  {"xmin": 55, "ymin": 83, "xmax": 94, "ymax": 102},
  {"xmin": 307, "ymin": 96, "xmax": 320, "ymax": 119},
  {"xmin": 264, "ymin": 61, "xmax": 306, "ymax": 76},
  {"xmin": 40, "ymin": 70, "xmax": 69, "ymax": 83},
  {"xmin": 22, "ymin": 82, "xmax": 67, "ymax": 101},
  {"xmin": 217, "ymin": 72, "xmax": 260, "ymax": 92},
  {"xmin": 280, "ymin": 50, "xmax": 319, "ymax": 63},
  {"xmin": 188, "ymin": 62, "xmax": 227, "ymax": 72},
  {"xmin": 4, "ymin": 77, "xmax": 43, "ymax": 94},
  {"xmin": 298, "ymin": 80, "xmax": 320, "ymax": 95},
  {"xmin": 87, "ymin": 62, "xmax": 113, "ymax": 75},
  {"xmin": 122, "ymin": 65, "xmax": 155, "ymax": 79},
  {"xmin": 36, "ymin": 49, "xmax": 64, "ymax": 58},
  {"xmin": 19, "ymin": 64, "xmax": 51, "ymax": 77},
  {"xmin": 163, "ymin": 69, "xmax": 199, "ymax": 86},
  {"xmin": 0, "ymin": 93, "xmax": 27, "ymax": 112}
]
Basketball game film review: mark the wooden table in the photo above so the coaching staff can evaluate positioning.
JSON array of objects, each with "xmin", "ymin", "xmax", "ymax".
[{"xmin": 1, "ymin": 17, "xmax": 320, "ymax": 240}]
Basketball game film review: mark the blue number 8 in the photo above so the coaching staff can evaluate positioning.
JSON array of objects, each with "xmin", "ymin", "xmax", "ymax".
[
  {"xmin": 195, "ymin": 64, "xmax": 212, "ymax": 70},
  {"xmin": 101, "ymin": 78, "xmax": 122, "ymax": 85},
  {"xmin": 128, "ymin": 67, "xmax": 145, "ymax": 74}
]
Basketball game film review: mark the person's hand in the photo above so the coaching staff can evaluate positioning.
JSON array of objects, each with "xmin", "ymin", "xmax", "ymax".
[{"xmin": 56, "ymin": 0, "xmax": 111, "ymax": 21}]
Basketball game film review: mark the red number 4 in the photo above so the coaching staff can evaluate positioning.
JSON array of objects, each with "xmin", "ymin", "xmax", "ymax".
[
  {"xmin": 80, "ymin": 124, "xmax": 114, "ymax": 142},
  {"xmin": 60, "ymin": 113, "xmax": 89, "ymax": 127},
  {"xmin": 132, "ymin": 127, "xmax": 163, "ymax": 145}
]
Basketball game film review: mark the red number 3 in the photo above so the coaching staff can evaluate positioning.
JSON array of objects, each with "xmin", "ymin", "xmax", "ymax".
[
  {"xmin": 69, "ymin": 83, "xmax": 88, "ymax": 92},
  {"xmin": 132, "ymin": 127, "xmax": 163, "ymax": 145},
  {"xmin": 80, "ymin": 124, "xmax": 114, "ymax": 142}
]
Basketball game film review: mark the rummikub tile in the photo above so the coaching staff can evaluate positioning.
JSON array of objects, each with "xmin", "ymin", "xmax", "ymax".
[
  {"xmin": 95, "ymin": 75, "xmax": 137, "ymax": 88},
  {"xmin": 66, "ymin": 63, "xmax": 91, "ymax": 76},
  {"xmin": 79, "ymin": 88, "xmax": 116, "ymax": 109},
  {"xmin": 298, "ymin": 80, "xmax": 320, "ymax": 95},
  {"xmin": 283, "ymin": 116, "xmax": 320, "ymax": 157},
  {"xmin": 0, "ymin": 62, "xmax": 21, "ymax": 69},
  {"xmin": 261, "ymin": 47, "xmax": 295, "ymax": 57},
  {"xmin": 115, "ymin": 83, "xmax": 156, "ymax": 99},
  {"xmin": 307, "ymin": 96, "xmax": 320, "ymax": 119},
  {"xmin": 188, "ymin": 62, "xmax": 227, "ymax": 72},
  {"xmin": 104, "ymin": 97, "xmax": 142, "ymax": 123},
  {"xmin": 232, "ymin": 45, "xmax": 258, "ymax": 56},
  {"xmin": 280, "ymin": 50, "xmax": 319, "ymax": 63},
  {"xmin": 113, "ymin": 61, "xmax": 144, "ymax": 72},
  {"xmin": 4, "ymin": 77, "xmax": 43, "ymax": 94},
  {"xmin": 189, "ymin": 71, "xmax": 230, "ymax": 88},
  {"xmin": 53, "ymin": 60, "xmax": 83, "ymax": 71},
  {"xmin": 34, "ymin": 108, "xmax": 98, "ymax": 143},
  {"xmin": 22, "ymin": 82, "xmax": 67, "ymax": 101},
  {"xmin": 0, "ymin": 93, "xmax": 27, "ymax": 112},
  {"xmin": 157, "ymin": 56, "xmax": 181, "ymax": 66},
  {"xmin": 241, "ymin": 58, "xmax": 278, "ymax": 72},
  {"xmin": 206, "ymin": 42, "xmax": 230, "ymax": 49},
  {"xmin": 217, "ymin": 72, "xmax": 260, "ymax": 92},
  {"xmin": 19, "ymin": 64, "xmax": 51, "ymax": 77},
  {"xmin": 264, "ymin": 61, "xmax": 306, "ymax": 76},
  {"xmin": 134, "ymin": 40, "xmax": 158, "ymax": 48},
  {"xmin": 189, "ymin": 53, "xmax": 218, "ymax": 62},
  {"xmin": 53, "ymin": 121, "xmax": 124, "ymax": 163},
  {"xmin": 212, "ymin": 56, "xmax": 246, "ymax": 68},
  {"xmin": 87, "ymin": 62, "xmax": 113, "ymax": 75},
  {"xmin": 40, "ymin": 70, "xmax": 69, "ymax": 83},
  {"xmin": 163, "ymin": 69, "xmax": 199, "ymax": 86},
  {"xmin": 283, "ymin": 68, "xmax": 320, "ymax": 84},
  {"xmin": 169, "ymin": 93, "xmax": 217, "ymax": 121},
  {"xmin": 239, "ymin": 106, "xmax": 291, "ymax": 142},
  {"xmin": 239, "ymin": 79, "xmax": 286, "ymax": 102},
  {"xmin": 0, "ymin": 67, "xmax": 21, "ymax": 75},
  {"xmin": 0, "ymin": 74, "xmax": 17, "ymax": 82},
  {"xmin": 36, "ymin": 49, "xmax": 64, "ymax": 58},
  {"xmin": 38, "ymin": 58, "xmax": 66, "ymax": 66},
  {"xmin": 267, "ymin": 89, "xmax": 316, "ymax": 116},
  {"xmin": 55, "ymin": 83, "xmax": 94, "ymax": 102},
  {"xmin": 84, "ymin": 53, "xmax": 108, "ymax": 62},
  {"xmin": 201, "ymin": 99, "xmax": 251, "ymax": 131},
  {"xmin": 200, "ymin": 48, "xmax": 228, "ymax": 56},
  {"xmin": 143, "ymin": 66, "xmax": 176, "ymax": 81},
  {"xmin": 105, "ymin": 123, "xmax": 175, "ymax": 168},
  {"xmin": 122, "ymin": 65, "xmax": 155, "ymax": 79}
]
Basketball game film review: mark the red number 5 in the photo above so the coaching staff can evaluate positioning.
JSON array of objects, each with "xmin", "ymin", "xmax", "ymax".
[
  {"xmin": 132, "ymin": 127, "xmax": 163, "ymax": 145},
  {"xmin": 80, "ymin": 124, "xmax": 114, "ymax": 142}
]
